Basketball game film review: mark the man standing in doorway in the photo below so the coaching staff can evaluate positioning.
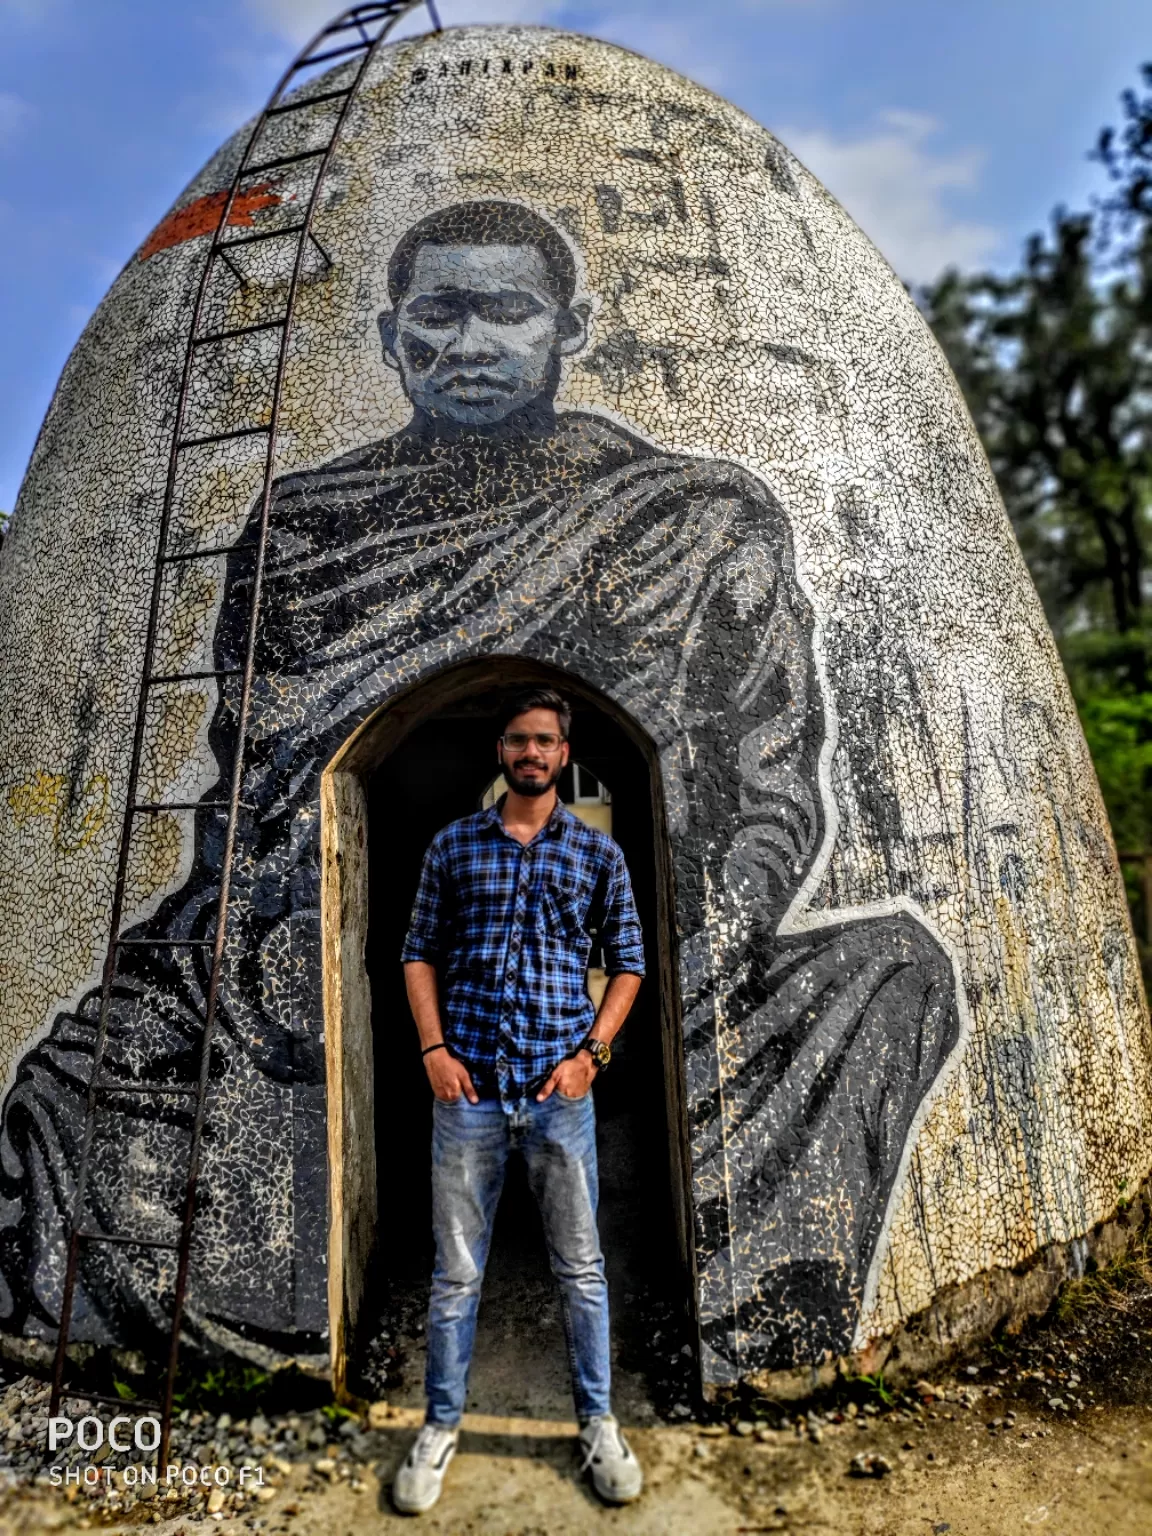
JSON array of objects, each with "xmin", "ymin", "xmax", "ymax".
[{"xmin": 394, "ymin": 687, "xmax": 646, "ymax": 1515}]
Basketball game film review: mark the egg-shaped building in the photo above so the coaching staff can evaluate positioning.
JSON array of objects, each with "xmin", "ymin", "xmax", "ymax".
[{"xmin": 0, "ymin": 7, "xmax": 1148, "ymax": 1407}]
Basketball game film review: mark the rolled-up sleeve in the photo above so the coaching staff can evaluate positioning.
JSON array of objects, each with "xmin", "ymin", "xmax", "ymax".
[
  {"xmin": 600, "ymin": 845, "xmax": 646, "ymax": 977},
  {"xmin": 401, "ymin": 841, "xmax": 447, "ymax": 964}
]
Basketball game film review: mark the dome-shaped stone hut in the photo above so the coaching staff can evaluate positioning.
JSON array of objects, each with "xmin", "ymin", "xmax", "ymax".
[{"xmin": 0, "ymin": 7, "xmax": 1147, "ymax": 1413}]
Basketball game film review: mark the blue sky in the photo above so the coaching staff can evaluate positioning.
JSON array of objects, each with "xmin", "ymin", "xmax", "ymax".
[{"xmin": 0, "ymin": 0, "xmax": 1148, "ymax": 512}]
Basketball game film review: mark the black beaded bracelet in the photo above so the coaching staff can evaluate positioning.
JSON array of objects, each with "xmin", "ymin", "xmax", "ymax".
[{"xmin": 421, "ymin": 1042, "xmax": 448, "ymax": 1058}]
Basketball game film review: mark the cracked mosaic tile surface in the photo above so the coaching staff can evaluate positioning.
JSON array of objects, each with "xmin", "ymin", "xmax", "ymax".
[{"xmin": 0, "ymin": 24, "xmax": 1146, "ymax": 1387}]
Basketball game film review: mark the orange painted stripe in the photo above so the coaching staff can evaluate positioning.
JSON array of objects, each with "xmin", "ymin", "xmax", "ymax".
[{"xmin": 139, "ymin": 182, "xmax": 285, "ymax": 261}]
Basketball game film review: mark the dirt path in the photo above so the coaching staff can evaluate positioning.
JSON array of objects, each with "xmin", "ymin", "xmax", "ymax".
[
  {"xmin": 4, "ymin": 1257, "xmax": 1152, "ymax": 1535},
  {"xmin": 2, "ymin": 1398, "xmax": 1150, "ymax": 1536}
]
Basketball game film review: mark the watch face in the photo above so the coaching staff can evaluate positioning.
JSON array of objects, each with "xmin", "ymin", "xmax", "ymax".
[{"xmin": 593, "ymin": 1040, "xmax": 611, "ymax": 1068}]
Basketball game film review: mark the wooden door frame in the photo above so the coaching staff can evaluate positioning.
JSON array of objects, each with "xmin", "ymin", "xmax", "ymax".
[{"xmin": 319, "ymin": 656, "xmax": 694, "ymax": 1401}]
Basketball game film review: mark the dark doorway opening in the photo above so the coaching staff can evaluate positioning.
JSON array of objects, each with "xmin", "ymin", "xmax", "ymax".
[{"xmin": 346, "ymin": 674, "xmax": 698, "ymax": 1422}]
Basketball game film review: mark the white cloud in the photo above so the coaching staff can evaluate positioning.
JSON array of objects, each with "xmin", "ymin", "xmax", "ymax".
[
  {"xmin": 245, "ymin": 0, "xmax": 560, "ymax": 47},
  {"xmin": 780, "ymin": 110, "xmax": 998, "ymax": 283},
  {"xmin": 0, "ymin": 92, "xmax": 31, "ymax": 147}
]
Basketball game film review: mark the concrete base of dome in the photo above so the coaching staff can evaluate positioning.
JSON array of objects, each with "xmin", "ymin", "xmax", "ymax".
[{"xmin": 719, "ymin": 1171, "xmax": 1152, "ymax": 1404}]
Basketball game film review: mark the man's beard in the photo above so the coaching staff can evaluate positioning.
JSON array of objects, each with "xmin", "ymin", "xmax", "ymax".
[{"xmin": 503, "ymin": 759, "xmax": 564, "ymax": 798}]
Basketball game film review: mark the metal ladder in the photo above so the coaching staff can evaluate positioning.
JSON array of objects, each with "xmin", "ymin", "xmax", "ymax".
[{"xmin": 49, "ymin": 0, "xmax": 439, "ymax": 1465}]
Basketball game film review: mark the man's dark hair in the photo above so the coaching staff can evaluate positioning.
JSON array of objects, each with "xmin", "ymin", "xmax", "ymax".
[
  {"xmin": 498, "ymin": 687, "xmax": 573, "ymax": 741},
  {"xmin": 387, "ymin": 201, "xmax": 578, "ymax": 307}
]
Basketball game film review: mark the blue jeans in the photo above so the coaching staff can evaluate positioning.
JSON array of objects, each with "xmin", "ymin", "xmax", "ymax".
[{"xmin": 424, "ymin": 1091, "xmax": 611, "ymax": 1427}]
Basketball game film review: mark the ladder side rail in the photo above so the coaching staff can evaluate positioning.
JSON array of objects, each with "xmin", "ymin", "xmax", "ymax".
[
  {"xmin": 45, "ymin": 1, "xmax": 401, "ymax": 1426},
  {"xmin": 155, "ymin": 0, "xmax": 430, "ymax": 1464}
]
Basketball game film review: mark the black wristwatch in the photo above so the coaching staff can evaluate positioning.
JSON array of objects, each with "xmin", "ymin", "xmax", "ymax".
[{"xmin": 579, "ymin": 1035, "xmax": 612, "ymax": 1071}]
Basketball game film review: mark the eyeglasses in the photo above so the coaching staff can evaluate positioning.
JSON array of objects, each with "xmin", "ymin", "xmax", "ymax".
[{"xmin": 501, "ymin": 732, "xmax": 564, "ymax": 752}]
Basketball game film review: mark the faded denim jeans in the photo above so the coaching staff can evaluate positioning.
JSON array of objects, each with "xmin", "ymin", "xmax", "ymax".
[{"xmin": 424, "ymin": 1091, "xmax": 611, "ymax": 1427}]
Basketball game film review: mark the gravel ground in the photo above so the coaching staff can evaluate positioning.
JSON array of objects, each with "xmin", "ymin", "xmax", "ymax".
[{"xmin": 0, "ymin": 1249, "xmax": 1149, "ymax": 1535}]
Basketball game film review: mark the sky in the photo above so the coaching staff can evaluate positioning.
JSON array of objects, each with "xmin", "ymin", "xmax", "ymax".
[{"xmin": 0, "ymin": 0, "xmax": 1148, "ymax": 512}]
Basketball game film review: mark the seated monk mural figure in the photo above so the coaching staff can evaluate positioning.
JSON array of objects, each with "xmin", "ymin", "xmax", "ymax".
[{"xmin": 0, "ymin": 200, "xmax": 960, "ymax": 1380}]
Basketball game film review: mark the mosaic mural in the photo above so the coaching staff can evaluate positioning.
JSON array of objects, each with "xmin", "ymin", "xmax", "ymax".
[{"xmin": 0, "ymin": 24, "xmax": 1147, "ymax": 1391}]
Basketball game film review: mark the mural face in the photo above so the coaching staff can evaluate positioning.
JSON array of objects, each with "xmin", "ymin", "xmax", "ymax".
[
  {"xmin": 380, "ymin": 243, "xmax": 590, "ymax": 425},
  {"xmin": 0, "ymin": 26, "xmax": 1145, "ymax": 1393}
]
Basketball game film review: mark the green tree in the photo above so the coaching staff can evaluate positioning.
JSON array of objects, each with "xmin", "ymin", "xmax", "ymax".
[
  {"xmin": 922, "ymin": 215, "xmax": 1152, "ymax": 651},
  {"xmin": 1095, "ymin": 63, "xmax": 1152, "ymax": 236}
]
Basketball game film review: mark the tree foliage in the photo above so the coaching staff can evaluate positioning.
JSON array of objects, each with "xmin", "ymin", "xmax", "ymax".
[{"xmin": 922, "ymin": 138, "xmax": 1152, "ymax": 647}]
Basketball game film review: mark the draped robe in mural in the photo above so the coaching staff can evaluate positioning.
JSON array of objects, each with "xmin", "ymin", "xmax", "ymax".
[{"xmin": 0, "ymin": 408, "xmax": 959, "ymax": 1377}]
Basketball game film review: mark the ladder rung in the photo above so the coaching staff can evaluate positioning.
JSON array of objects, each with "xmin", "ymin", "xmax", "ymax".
[
  {"xmin": 215, "ymin": 222, "xmax": 307, "ymax": 251},
  {"xmin": 322, "ymin": 13, "xmax": 391, "ymax": 36},
  {"xmin": 176, "ymin": 424, "xmax": 271, "ymax": 450},
  {"xmin": 113, "ymin": 937, "xmax": 214, "ymax": 948},
  {"xmin": 146, "ymin": 668, "xmax": 243, "ymax": 685},
  {"xmin": 292, "ymin": 41, "xmax": 370, "ymax": 69},
  {"xmin": 94, "ymin": 1077, "xmax": 198, "ymax": 1097},
  {"xmin": 243, "ymin": 146, "xmax": 328, "ymax": 177},
  {"xmin": 59, "ymin": 1389, "xmax": 163, "ymax": 1414},
  {"xmin": 266, "ymin": 86, "xmax": 353, "ymax": 117},
  {"xmin": 132, "ymin": 801, "xmax": 230, "ymax": 813},
  {"xmin": 160, "ymin": 542, "xmax": 257, "ymax": 564},
  {"xmin": 192, "ymin": 318, "xmax": 286, "ymax": 347},
  {"xmin": 324, "ymin": 6, "xmax": 395, "ymax": 28},
  {"xmin": 321, "ymin": 21, "xmax": 378, "ymax": 42},
  {"xmin": 76, "ymin": 1230, "xmax": 180, "ymax": 1252}
]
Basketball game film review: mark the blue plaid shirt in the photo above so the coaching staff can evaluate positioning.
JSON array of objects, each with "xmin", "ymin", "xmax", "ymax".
[{"xmin": 401, "ymin": 799, "xmax": 645, "ymax": 1092}]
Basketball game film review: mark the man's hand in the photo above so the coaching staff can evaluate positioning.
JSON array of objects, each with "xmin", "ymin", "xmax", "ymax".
[
  {"xmin": 425, "ymin": 1048, "xmax": 479, "ymax": 1104},
  {"xmin": 536, "ymin": 1050, "xmax": 597, "ymax": 1102},
  {"xmin": 406, "ymin": 962, "xmax": 477, "ymax": 1103}
]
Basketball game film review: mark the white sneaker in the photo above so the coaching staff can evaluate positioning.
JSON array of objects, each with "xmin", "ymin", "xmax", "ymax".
[
  {"xmin": 392, "ymin": 1423, "xmax": 459, "ymax": 1514},
  {"xmin": 579, "ymin": 1414, "xmax": 643, "ymax": 1504}
]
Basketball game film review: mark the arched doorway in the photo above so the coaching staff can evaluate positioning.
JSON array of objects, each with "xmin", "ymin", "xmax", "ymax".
[{"xmin": 321, "ymin": 658, "xmax": 697, "ymax": 1416}]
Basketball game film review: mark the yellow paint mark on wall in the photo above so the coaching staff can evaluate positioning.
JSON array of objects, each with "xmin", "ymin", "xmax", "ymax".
[
  {"xmin": 56, "ymin": 775, "xmax": 110, "ymax": 854},
  {"xmin": 124, "ymin": 813, "xmax": 183, "ymax": 912},
  {"xmin": 6, "ymin": 771, "xmax": 110, "ymax": 853},
  {"xmin": 7, "ymin": 771, "xmax": 65, "ymax": 825}
]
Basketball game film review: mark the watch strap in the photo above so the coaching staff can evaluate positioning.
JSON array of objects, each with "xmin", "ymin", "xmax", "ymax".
[{"xmin": 579, "ymin": 1035, "xmax": 610, "ymax": 1069}]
